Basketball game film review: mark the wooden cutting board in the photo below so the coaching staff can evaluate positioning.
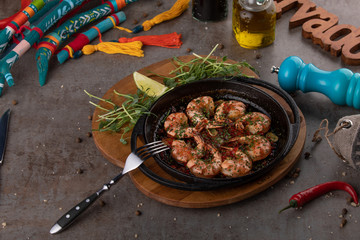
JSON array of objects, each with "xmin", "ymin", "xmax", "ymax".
[{"xmin": 92, "ymin": 55, "xmax": 306, "ymax": 208}]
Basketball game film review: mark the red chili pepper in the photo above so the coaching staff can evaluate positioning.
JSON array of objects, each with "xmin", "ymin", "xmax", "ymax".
[{"xmin": 279, "ymin": 181, "xmax": 359, "ymax": 213}]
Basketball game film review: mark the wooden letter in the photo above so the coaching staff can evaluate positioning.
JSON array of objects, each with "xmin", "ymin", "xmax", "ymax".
[
  {"xmin": 302, "ymin": 8, "xmax": 338, "ymax": 46},
  {"xmin": 321, "ymin": 24, "xmax": 358, "ymax": 56},
  {"xmin": 274, "ymin": 0, "xmax": 310, "ymax": 19},
  {"xmin": 289, "ymin": 1, "xmax": 325, "ymax": 29},
  {"xmin": 341, "ymin": 28, "xmax": 360, "ymax": 65}
]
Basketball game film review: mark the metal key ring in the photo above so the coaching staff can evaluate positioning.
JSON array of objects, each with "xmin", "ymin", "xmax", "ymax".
[{"xmin": 339, "ymin": 119, "xmax": 353, "ymax": 129}]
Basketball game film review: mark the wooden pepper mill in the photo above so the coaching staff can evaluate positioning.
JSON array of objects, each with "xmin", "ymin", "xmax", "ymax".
[{"xmin": 271, "ymin": 56, "xmax": 360, "ymax": 109}]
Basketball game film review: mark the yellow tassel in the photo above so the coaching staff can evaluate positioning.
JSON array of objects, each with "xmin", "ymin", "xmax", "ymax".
[
  {"xmin": 142, "ymin": 0, "xmax": 190, "ymax": 31},
  {"xmin": 82, "ymin": 41, "xmax": 144, "ymax": 57}
]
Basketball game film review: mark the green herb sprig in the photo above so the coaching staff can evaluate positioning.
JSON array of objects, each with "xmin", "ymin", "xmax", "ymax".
[
  {"xmin": 85, "ymin": 89, "xmax": 155, "ymax": 144},
  {"xmin": 86, "ymin": 45, "xmax": 256, "ymax": 144},
  {"xmin": 162, "ymin": 44, "xmax": 257, "ymax": 88}
]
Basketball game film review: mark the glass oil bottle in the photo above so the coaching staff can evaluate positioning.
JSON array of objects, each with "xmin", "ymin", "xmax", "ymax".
[
  {"xmin": 232, "ymin": 0, "xmax": 276, "ymax": 49},
  {"xmin": 192, "ymin": 0, "xmax": 228, "ymax": 21}
]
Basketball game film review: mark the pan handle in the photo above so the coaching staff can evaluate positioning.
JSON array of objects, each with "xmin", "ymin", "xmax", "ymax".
[{"xmin": 130, "ymin": 116, "xmax": 146, "ymax": 152}]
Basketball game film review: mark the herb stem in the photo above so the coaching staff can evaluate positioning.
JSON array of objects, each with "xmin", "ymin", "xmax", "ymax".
[
  {"xmin": 122, "ymin": 104, "xmax": 134, "ymax": 120},
  {"xmin": 84, "ymin": 90, "xmax": 115, "ymax": 107},
  {"xmin": 88, "ymin": 101, "xmax": 110, "ymax": 112}
]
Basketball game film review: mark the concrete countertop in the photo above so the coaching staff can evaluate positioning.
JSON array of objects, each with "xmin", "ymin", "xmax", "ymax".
[{"xmin": 1, "ymin": 0, "xmax": 360, "ymax": 239}]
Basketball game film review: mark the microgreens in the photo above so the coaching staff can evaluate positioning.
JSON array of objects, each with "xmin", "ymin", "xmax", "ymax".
[{"xmin": 86, "ymin": 44, "xmax": 256, "ymax": 144}]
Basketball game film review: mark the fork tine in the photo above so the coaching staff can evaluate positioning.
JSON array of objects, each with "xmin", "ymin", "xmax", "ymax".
[
  {"xmin": 135, "ymin": 141, "xmax": 167, "ymax": 155},
  {"xmin": 136, "ymin": 141, "xmax": 169, "ymax": 160},
  {"xmin": 140, "ymin": 146, "xmax": 170, "ymax": 161},
  {"xmin": 134, "ymin": 140, "xmax": 163, "ymax": 153},
  {"xmin": 149, "ymin": 145, "xmax": 170, "ymax": 155},
  {"xmin": 138, "ymin": 145, "xmax": 169, "ymax": 158},
  {"xmin": 137, "ymin": 141, "xmax": 164, "ymax": 152}
]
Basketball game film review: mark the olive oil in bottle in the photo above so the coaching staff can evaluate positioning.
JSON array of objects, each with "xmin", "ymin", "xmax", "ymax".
[{"xmin": 232, "ymin": 0, "xmax": 276, "ymax": 49}]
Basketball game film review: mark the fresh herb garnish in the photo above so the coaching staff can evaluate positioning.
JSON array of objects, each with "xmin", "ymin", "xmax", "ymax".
[
  {"xmin": 86, "ymin": 44, "xmax": 256, "ymax": 144},
  {"xmin": 85, "ymin": 89, "xmax": 155, "ymax": 144},
  {"xmin": 161, "ymin": 44, "xmax": 257, "ymax": 88}
]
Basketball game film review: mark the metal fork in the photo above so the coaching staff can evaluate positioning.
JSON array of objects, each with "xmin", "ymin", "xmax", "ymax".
[{"xmin": 50, "ymin": 141, "xmax": 169, "ymax": 234}]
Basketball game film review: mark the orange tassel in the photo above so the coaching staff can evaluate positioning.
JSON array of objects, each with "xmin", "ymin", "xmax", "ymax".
[{"xmin": 118, "ymin": 32, "xmax": 182, "ymax": 48}]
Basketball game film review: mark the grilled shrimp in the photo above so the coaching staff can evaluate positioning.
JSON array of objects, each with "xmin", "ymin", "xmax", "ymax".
[
  {"xmin": 171, "ymin": 135, "xmax": 205, "ymax": 165},
  {"xmin": 186, "ymin": 142, "xmax": 222, "ymax": 178},
  {"xmin": 164, "ymin": 112, "xmax": 196, "ymax": 138},
  {"xmin": 236, "ymin": 112, "xmax": 271, "ymax": 135},
  {"xmin": 229, "ymin": 135, "xmax": 272, "ymax": 161},
  {"xmin": 186, "ymin": 96, "xmax": 215, "ymax": 125},
  {"xmin": 214, "ymin": 100, "xmax": 246, "ymax": 122},
  {"xmin": 221, "ymin": 150, "xmax": 252, "ymax": 178}
]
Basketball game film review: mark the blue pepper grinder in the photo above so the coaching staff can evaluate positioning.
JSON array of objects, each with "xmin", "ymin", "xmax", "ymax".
[{"xmin": 271, "ymin": 56, "xmax": 360, "ymax": 109}]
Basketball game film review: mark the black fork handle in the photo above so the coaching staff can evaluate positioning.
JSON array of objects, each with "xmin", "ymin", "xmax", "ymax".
[
  {"xmin": 49, "ymin": 173, "xmax": 124, "ymax": 235},
  {"xmin": 50, "ymin": 191, "xmax": 101, "ymax": 234}
]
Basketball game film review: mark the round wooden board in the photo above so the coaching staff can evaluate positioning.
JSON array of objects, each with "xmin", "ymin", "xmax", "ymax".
[{"xmin": 92, "ymin": 55, "xmax": 306, "ymax": 208}]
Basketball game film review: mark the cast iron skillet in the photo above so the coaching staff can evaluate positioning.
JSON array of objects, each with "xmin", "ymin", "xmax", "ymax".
[{"xmin": 131, "ymin": 76, "xmax": 300, "ymax": 191}]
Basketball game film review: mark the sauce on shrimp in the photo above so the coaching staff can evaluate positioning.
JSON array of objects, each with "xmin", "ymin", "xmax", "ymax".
[{"xmin": 158, "ymin": 96, "xmax": 278, "ymax": 178}]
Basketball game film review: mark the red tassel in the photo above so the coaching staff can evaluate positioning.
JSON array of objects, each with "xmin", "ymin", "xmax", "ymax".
[{"xmin": 118, "ymin": 32, "xmax": 182, "ymax": 48}]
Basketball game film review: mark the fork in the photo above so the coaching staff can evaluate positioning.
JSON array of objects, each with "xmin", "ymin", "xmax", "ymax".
[{"xmin": 50, "ymin": 141, "xmax": 169, "ymax": 234}]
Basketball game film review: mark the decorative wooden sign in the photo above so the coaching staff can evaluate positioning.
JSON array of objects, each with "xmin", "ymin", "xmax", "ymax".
[{"xmin": 274, "ymin": 0, "xmax": 360, "ymax": 65}]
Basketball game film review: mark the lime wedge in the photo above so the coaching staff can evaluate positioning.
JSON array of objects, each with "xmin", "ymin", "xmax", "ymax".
[{"xmin": 133, "ymin": 71, "xmax": 168, "ymax": 97}]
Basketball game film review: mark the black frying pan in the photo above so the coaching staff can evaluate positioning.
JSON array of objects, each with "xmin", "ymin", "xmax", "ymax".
[{"xmin": 131, "ymin": 76, "xmax": 300, "ymax": 191}]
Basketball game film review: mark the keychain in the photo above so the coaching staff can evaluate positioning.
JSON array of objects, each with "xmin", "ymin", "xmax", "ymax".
[{"xmin": 313, "ymin": 115, "xmax": 360, "ymax": 169}]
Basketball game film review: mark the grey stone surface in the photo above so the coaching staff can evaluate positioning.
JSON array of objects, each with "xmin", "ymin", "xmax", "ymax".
[{"xmin": 1, "ymin": 0, "xmax": 360, "ymax": 239}]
